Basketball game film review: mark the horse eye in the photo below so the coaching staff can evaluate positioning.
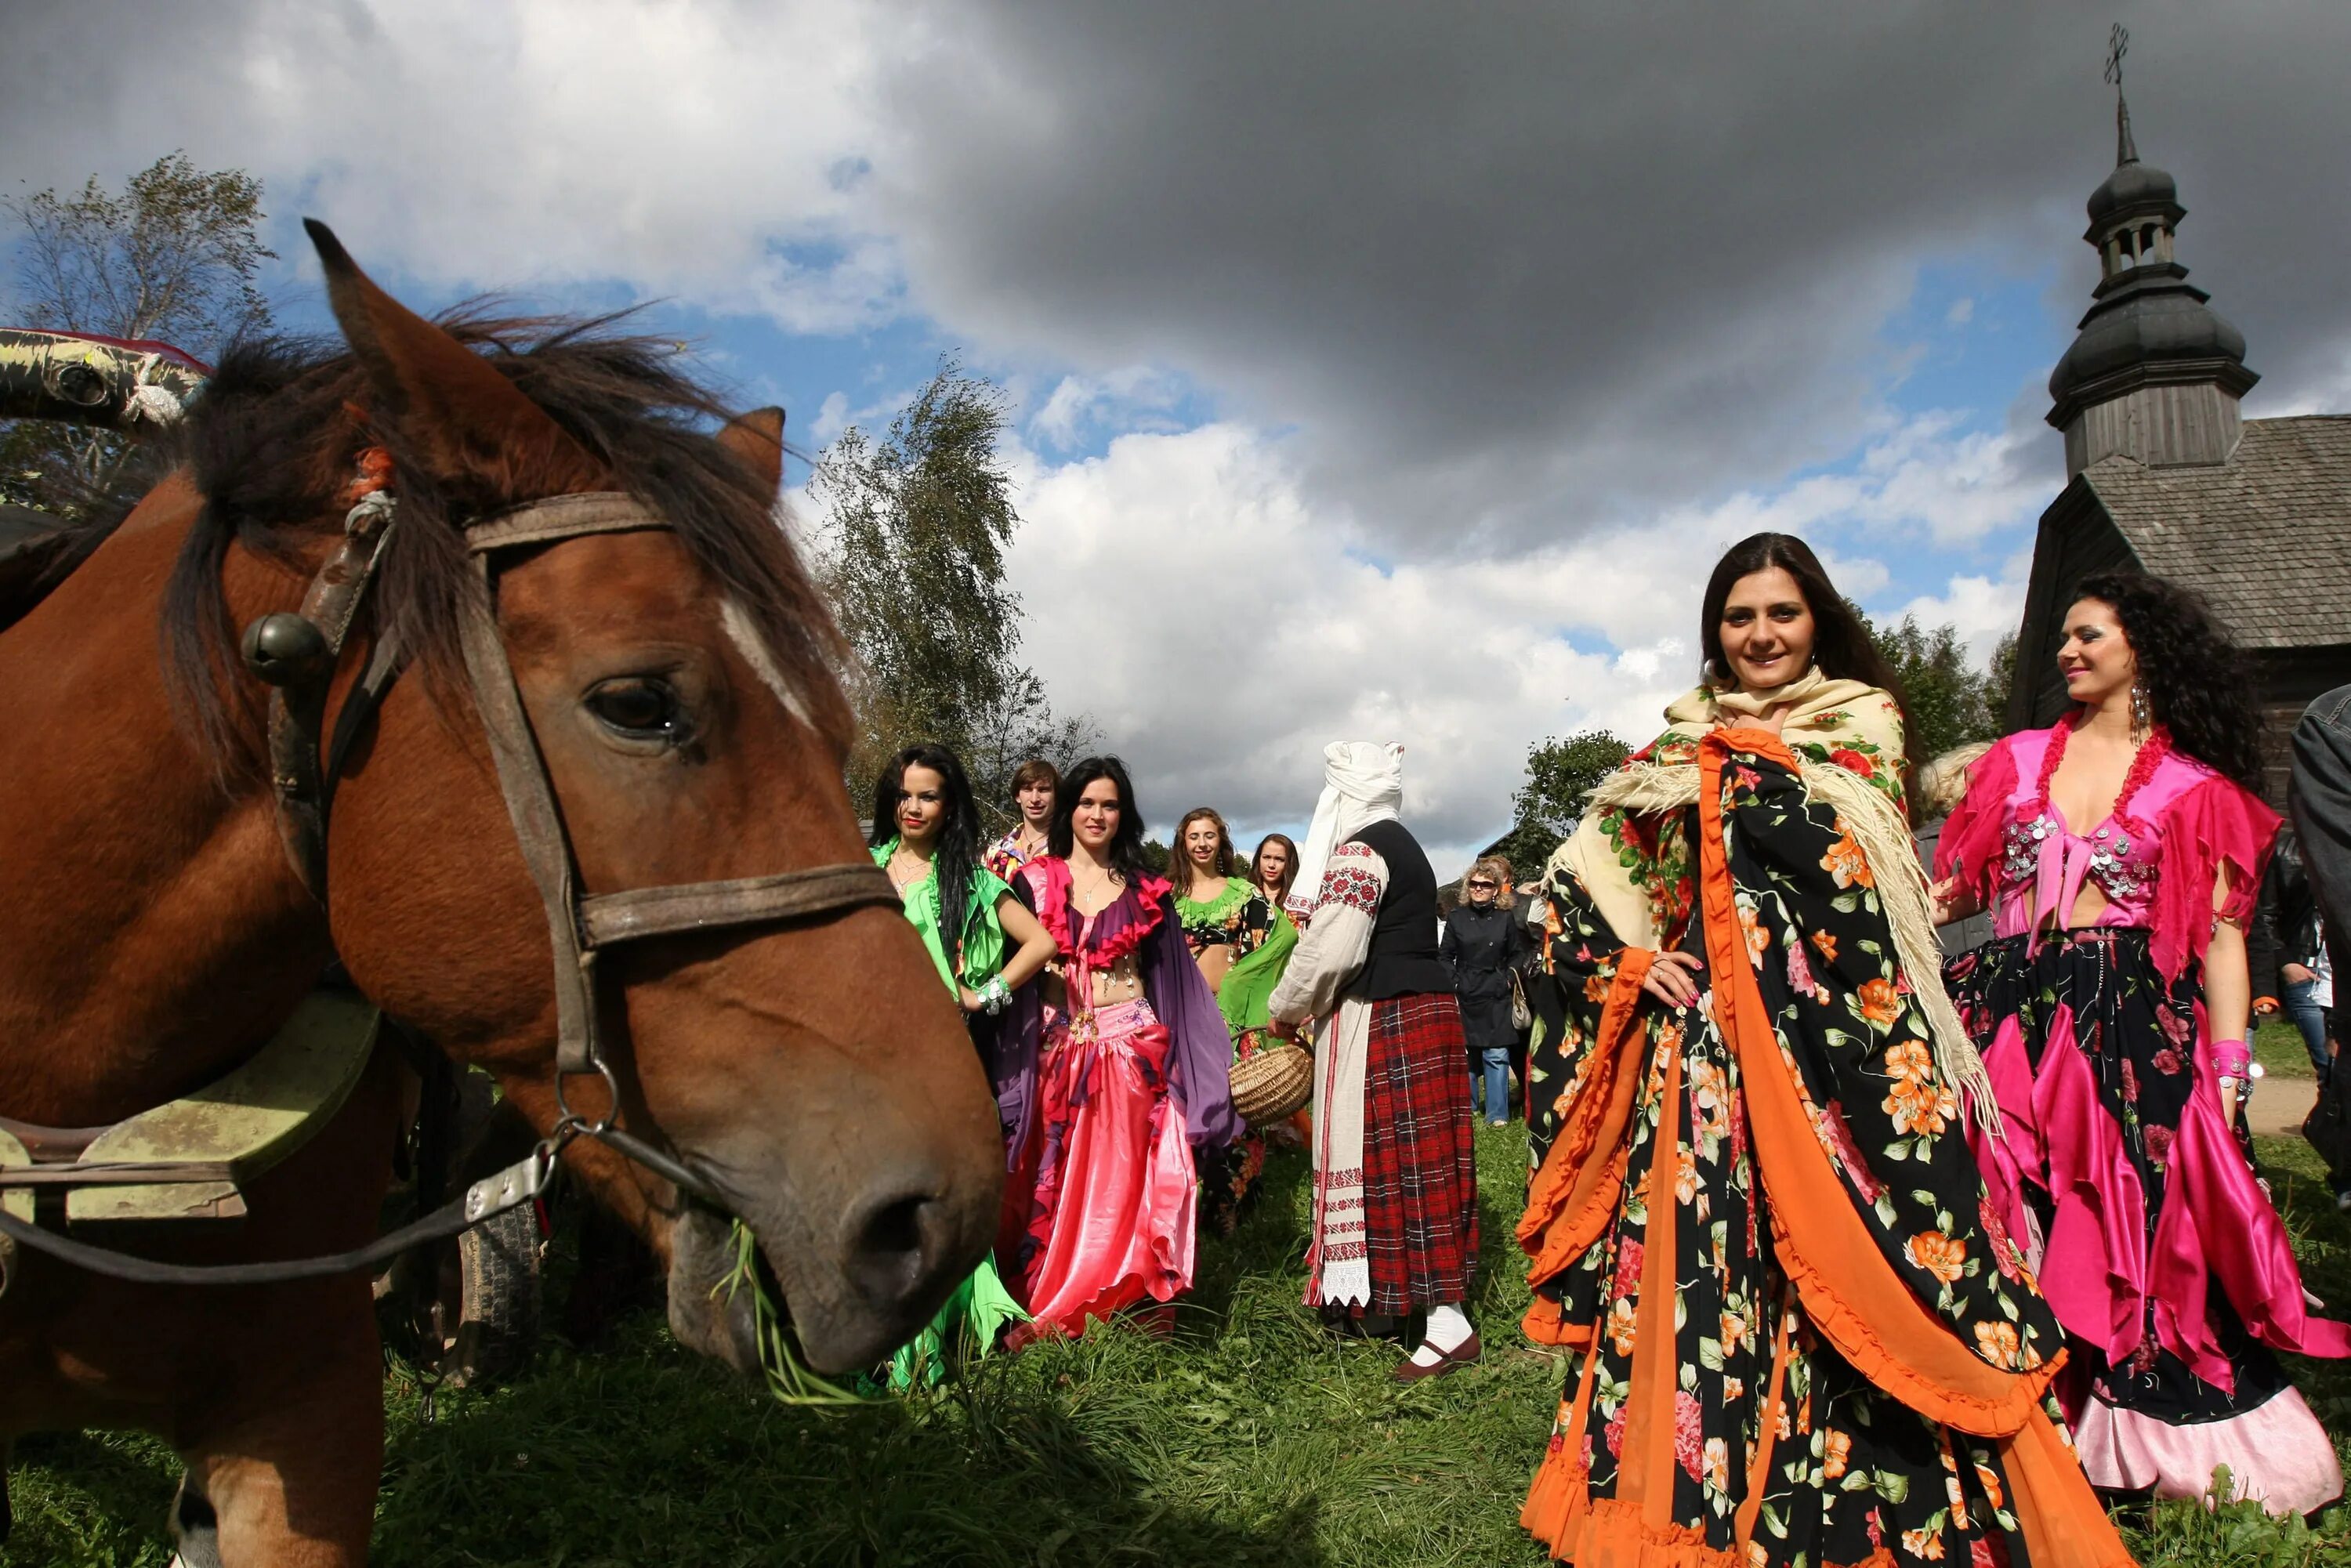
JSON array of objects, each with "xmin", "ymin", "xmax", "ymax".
[{"xmin": 587, "ymin": 678, "xmax": 683, "ymax": 740}]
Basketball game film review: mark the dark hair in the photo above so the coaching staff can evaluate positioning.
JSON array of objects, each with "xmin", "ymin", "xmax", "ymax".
[
  {"xmin": 1250, "ymin": 832, "xmax": 1299, "ymax": 909},
  {"xmin": 1698, "ymin": 531, "xmax": 1922, "ymax": 789},
  {"xmin": 155, "ymin": 317, "xmax": 846, "ymax": 780},
  {"xmin": 1049, "ymin": 755, "xmax": 1154, "ymax": 884},
  {"xmin": 1172, "ymin": 807, "xmax": 1238, "ymax": 888},
  {"xmin": 1010, "ymin": 758, "xmax": 1060, "ymax": 799},
  {"xmin": 869, "ymin": 743, "xmax": 986, "ymax": 960},
  {"xmin": 2070, "ymin": 571, "xmax": 2266, "ymax": 791}
]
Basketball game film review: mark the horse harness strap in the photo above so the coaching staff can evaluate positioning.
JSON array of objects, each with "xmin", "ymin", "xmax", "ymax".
[
  {"xmin": 5, "ymin": 488, "xmax": 900, "ymax": 1288},
  {"xmin": 244, "ymin": 489, "xmax": 397, "ymax": 900},
  {"xmin": 440, "ymin": 495, "xmax": 899, "ymax": 1154},
  {"xmin": 230, "ymin": 487, "xmax": 893, "ymax": 1224}
]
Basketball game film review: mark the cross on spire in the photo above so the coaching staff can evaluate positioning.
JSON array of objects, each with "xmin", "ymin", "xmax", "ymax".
[{"xmin": 2105, "ymin": 24, "xmax": 2139, "ymax": 165}]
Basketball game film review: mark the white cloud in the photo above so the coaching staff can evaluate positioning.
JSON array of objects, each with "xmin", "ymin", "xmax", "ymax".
[
  {"xmin": 1002, "ymin": 422, "xmax": 1683, "ymax": 870},
  {"xmin": 1946, "ymin": 297, "xmax": 1976, "ymax": 327},
  {"xmin": 1849, "ymin": 415, "xmax": 2056, "ymax": 545},
  {"xmin": 1025, "ymin": 365, "xmax": 1189, "ymax": 450},
  {"xmin": 1001, "ymin": 407, "xmax": 2043, "ymax": 873},
  {"xmin": 3, "ymin": 0, "xmax": 898, "ymax": 317},
  {"xmin": 809, "ymin": 391, "xmax": 853, "ymax": 445},
  {"xmin": 1897, "ymin": 545, "xmax": 2038, "ymax": 665}
]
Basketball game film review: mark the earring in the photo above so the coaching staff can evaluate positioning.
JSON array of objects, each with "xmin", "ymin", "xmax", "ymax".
[{"xmin": 2130, "ymin": 679, "xmax": 2150, "ymax": 739}]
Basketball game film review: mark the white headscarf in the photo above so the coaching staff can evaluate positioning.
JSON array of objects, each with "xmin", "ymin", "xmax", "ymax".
[{"xmin": 1286, "ymin": 741, "xmax": 1404, "ymax": 917}]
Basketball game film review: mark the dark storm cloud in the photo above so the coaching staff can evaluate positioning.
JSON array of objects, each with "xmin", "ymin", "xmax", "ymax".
[{"xmin": 866, "ymin": 1, "xmax": 2351, "ymax": 543}]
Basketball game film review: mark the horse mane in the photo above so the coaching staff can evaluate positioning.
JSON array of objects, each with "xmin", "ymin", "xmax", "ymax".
[{"xmin": 114, "ymin": 312, "xmax": 851, "ymax": 779}]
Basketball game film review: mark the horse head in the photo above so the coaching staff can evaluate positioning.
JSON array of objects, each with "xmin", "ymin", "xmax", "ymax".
[
  {"xmin": 66, "ymin": 226, "xmax": 984, "ymax": 1376},
  {"xmin": 281, "ymin": 227, "xmax": 1004, "ymax": 1371}
]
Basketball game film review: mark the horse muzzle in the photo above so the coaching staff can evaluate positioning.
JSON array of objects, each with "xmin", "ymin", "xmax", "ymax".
[{"xmin": 663, "ymin": 1158, "xmax": 999, "ymax": 1376}]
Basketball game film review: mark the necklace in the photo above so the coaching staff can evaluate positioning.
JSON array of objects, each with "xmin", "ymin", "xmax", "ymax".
[
  {"xmin": 1070, "ymin": 861, "xmax": 1123, "ymax": 913},
  {"xmin": 887, "ymin": 845, "xmax": 931, "ymax": 894}
]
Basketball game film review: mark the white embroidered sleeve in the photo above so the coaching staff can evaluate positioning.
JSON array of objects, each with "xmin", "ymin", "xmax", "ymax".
[{"xmin": 1268, "ymin": 842, "xmax": 1389, "ymax": 1023}]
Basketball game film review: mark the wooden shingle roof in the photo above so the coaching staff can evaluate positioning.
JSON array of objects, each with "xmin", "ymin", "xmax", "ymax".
[{"xmin": 2082, "ymin": 415, "xmax": 2351, "ymax": 648}]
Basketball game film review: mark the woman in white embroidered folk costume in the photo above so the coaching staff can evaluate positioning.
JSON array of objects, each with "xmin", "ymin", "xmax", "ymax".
[{"xmin": 1270, "ymin": 742, "xmax": 1483, "ymax": 1381}]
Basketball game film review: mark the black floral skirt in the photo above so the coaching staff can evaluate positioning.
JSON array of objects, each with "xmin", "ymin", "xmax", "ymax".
[{"xmin": 1944, "ymin": 930, "xmax": 2294, "ymax": 1425}]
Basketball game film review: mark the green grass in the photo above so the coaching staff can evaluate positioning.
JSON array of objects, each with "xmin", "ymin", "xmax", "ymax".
[
  {"xmin": 2262, "ymin": 1013, "xmax": 2327, "ymax": 1083},
  {"xmin": 9, "ymin": 1124, "xmax": 2351, "ymax": 1565}
]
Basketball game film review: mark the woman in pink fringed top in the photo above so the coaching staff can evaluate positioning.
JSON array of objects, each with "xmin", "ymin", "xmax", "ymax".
[
  {"xmin": 1935, "ymin": 571, "xmax": 2349, "ymax": 1515},
  {"xmin": 987, "ymin": 756, "xmax": 1238, "ymax": 1345}
]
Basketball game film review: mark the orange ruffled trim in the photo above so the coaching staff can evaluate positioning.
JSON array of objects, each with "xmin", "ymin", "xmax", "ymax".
[
  {"xmin": 1697, "ymin": 730, "xmax": 2058, "ymax": 1436},
  {"xmin": 1520, "ymin": 731, "xmax": 2134, "ymax": 1567},
  {"xmin": 1520, "ymin": 1291, "xmax": 1594, "ymax": 1349},
  {"xmin": 1519, "ymin": 949, "xmax": 1657, "ymax": 1289},
  {"xmin": 1520, "ymin": 1471, "xmax": 1735, "ymax": 1568}
]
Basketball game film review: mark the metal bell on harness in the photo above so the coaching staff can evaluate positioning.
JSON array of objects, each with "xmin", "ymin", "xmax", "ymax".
[{"xmin": 239, "ymin": 612, "xmax": 330, "ymax": 687}]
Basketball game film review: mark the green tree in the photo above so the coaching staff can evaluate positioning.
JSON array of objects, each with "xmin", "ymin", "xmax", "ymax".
[
  {"xmin": 2, "ymin": 152, "xmax": 275, "ymax": 512},
  {"xmin": 1860, "ymin": 612, "xmax": 2007, "ymax": 765},
  {"xmin": 1482, "ymin": 729, "xmax": 1633, "ymax": 876},
  {"xmin": 813, "ymin": 357, "xmax": 1092, "ymax": 812},
  {"xmin": 963, "ymin": 668, "xmax": 1102, "ymax": 832}
]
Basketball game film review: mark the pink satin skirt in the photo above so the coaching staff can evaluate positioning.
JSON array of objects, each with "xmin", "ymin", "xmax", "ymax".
[{"xmin": 1014, "ymin": 998, "xmax": 1197, "ymax": 1338}]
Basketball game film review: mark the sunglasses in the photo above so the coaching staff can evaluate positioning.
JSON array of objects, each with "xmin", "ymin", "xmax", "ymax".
[{"xmin": 1466, "ymin": 880, "xmax": 1498, "ymax": 890}]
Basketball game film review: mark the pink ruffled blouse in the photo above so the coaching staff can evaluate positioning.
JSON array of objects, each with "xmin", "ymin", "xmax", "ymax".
[
  {"xmin": 1938, "ymin": 722, "xmax": 2348, "ymax": 1386},
  {"xmin": 1937, "ymin": 721, "xmax": 2278, "ymax": 987}
]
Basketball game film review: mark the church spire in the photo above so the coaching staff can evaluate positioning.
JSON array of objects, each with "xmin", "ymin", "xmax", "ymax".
[
  {"xmin": 2047, "ymin": 28, "xmax": 2256, "ymax": 475},
  {"xmin": 2107, "ymin": 23, "xmax": 2139, "ymax": 167}
]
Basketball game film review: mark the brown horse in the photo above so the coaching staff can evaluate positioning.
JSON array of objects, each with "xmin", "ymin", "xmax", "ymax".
[{"xmin": 0, "ymin": 227, "xmax": 1002, "ymax": 1564}]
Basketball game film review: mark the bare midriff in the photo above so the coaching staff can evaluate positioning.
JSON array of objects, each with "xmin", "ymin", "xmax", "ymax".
[{"xmin": 1041, "ymin": 952, "xmax": 1145, "ymax": 1013}]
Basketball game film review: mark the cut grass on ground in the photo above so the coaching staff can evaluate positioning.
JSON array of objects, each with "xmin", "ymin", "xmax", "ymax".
[{"xmin": 10, "ymin": 1123, "xmax": 2351, "ymax": 1564}]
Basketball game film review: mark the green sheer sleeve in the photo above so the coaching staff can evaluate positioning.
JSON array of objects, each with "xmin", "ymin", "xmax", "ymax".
[{"xmin": 1218, "ymin": 904, "xmax": 1299, "ymax": 1037}]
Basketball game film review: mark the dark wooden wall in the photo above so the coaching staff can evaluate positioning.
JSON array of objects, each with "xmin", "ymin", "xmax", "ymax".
[{"xmin": 2258, "ymin": 645, "xmax": 2351, "ymax": 811}]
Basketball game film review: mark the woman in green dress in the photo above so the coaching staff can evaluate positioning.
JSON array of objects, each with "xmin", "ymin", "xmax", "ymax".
[
  {"xmin": 868, "ymin": 743, "xmax": 1056, "ymax": 1388},
  {"xmin": 1173, "ymin": 809, "xmax": 1289, "ymax": 1235}
]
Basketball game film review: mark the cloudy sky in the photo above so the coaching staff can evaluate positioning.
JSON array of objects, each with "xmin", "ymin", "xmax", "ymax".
[{"xmin": 11, "ymin": 0, "xmax": 2349, "ymax": 868}]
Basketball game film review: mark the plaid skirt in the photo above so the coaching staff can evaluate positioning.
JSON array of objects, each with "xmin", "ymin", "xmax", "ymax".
[{"xmin": 1360, "ymin": 992, "xmax": 1480, "ymax": 1313}]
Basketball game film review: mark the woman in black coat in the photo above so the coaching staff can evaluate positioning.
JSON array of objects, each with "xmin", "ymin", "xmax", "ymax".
[{"xmin": 1442, "ymin": 856, "xmax": 1529, "ymax": 1124}]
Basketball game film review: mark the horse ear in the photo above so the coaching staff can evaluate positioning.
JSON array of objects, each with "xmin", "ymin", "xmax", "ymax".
[
  {"xmin": 717, "ymin": 406, "xmax": 785, "ymax": 498},
  {"xmin": 304, "ymin": 219, "xmax": 603, "ymax": 494}
]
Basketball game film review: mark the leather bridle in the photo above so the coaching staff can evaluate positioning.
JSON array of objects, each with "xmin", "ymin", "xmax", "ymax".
[{"xmin": 241, "ymin": 483, "xmax": 900, "ymax": 1208}]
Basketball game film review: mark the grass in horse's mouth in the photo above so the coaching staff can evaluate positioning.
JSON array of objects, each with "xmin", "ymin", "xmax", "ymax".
[{"xmin": 717, "ymin": 1217, "xmax": 869, "ymax": 1407}]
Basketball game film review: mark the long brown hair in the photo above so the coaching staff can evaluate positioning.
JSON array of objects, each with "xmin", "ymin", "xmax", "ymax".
[
  {"xmin": 1172, "ymin": 806, "xmax": 1237, "ymax": 893},
  {"xmin": 1250, "ymin": 831, "xmax": 1299, "ymax": 910},
  {"xmin": 1698, "ymin": 531, "xmax": 1922, "ymax": 791}
]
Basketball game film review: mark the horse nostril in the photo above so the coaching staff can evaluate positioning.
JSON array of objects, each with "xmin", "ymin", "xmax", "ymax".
[{"xmin": 843, "ymin": 1190, "xmax": 941, "ymax": 1309}]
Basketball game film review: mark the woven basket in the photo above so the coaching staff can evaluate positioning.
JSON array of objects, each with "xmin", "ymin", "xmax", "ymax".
[{"xmin": 1230, "ymin": 1041, "xmax": 1314, "ymax": 1128}]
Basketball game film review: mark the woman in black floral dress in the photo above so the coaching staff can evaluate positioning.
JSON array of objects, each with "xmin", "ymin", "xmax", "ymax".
[{"xmin": 1519, "ymin": 534, "xmax": 2127, "ymax": 1567}]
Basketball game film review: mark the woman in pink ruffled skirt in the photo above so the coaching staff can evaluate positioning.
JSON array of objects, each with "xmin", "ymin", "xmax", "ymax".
[
  {"xmin": 987, "ymin": 757, "xmax": 1239, "ymax": 1342},
  {"xmin": 1936, "ymin": 571, "xmax": 2349, "ymax": 1515}
]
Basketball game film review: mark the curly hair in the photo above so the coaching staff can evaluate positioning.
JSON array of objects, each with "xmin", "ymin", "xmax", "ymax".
[{"xmin": 2070, "ymin": 571, "xmax": 2266, "ymax": 791}]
